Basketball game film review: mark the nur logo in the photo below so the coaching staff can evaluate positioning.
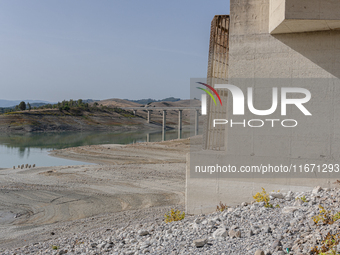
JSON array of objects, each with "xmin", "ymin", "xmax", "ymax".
[
  {"xmin": 197, "ymin": 83, "xmax": 312, "ymax": 128},
  {"xmin": 196, "ymin": 82, "xmax": 223, "ymax": 115}
]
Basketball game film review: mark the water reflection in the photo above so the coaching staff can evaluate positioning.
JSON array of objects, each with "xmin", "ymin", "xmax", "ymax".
[{"xmin": 0, "ymin": 130, "xmax": 192, "ymax": 168}]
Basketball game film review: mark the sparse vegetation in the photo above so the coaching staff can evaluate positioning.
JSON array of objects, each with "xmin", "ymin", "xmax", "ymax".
[
  {"xmin": 309, "ymin": 205, "xmax": 340, "ymax": 254},
  {"xmin": 296, "ymin": 195, "xmax": 308, "ymax": 203},
  {"xmin": 51, "ymin": 245, "xmax": 58, "ymax": 250},
  {"xmin": 164, "ymin": 209, "xmax": 185, "ymax": 223},
  {"xmin": 312, "ymin": 205, "xmax": 340, "ymax": 225},
  {"xmin": 216, "ymin": 201, "xmax": 227, "ymax": 212},
  {"xmin": 311, "ymin": 232, "xmax": 340, "ymax": 255},
  {"xmin": 253, "ymin": 188, "xmax": 273, "ymax": 208}
]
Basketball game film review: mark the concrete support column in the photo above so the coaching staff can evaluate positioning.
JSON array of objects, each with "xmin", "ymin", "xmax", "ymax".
[
  {"xmin": 178, "ymin": 110, "xmax": 182, "ymax": 139},
  {"xmin": 146, "ymin": 133, "xmax": 150, "ymax": 143},
  {"xmin": 195, "ymin": 110, "xmax": 199, "ymax": 136},
  {"xmin": 147, "ymin": 110, "xmax": 151, "ymax": 123},
  {"xmin": 133, "ymin": 110, "xmax": 136, "ymax": 116},
  {"xmin": 162, "ymin": 110, "xmax": 167, "ymax": 141}
]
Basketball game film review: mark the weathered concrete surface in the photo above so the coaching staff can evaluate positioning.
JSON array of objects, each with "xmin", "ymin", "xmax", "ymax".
[
  {"xmin": 186, "ymin": 151, "xmax": 338, "ymax": 214},
  {"xmin": 186, "ymin": 0, "xmax": 340, "ymax": 214},
  {"xmin": 270, "ymin": 0, "xmax": 340, "ymax": 34}
]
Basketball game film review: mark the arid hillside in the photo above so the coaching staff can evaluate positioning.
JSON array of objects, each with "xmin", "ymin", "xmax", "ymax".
[
  {"xmin": 0, "ymin": 99, "xmax": 201, "ymax": 133},
  {"xmin": 0, "ymin": 107, "xmax": 158, "ymax": 133}
]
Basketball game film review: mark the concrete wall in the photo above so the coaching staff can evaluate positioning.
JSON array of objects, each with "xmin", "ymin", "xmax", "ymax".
[
  {"xmin": 269, "ymin": 0, "xmax": 340, "ymax": 34},
  {"xmin": 186, "ymin": 0, "xmax": 340, "ymax": 214}
]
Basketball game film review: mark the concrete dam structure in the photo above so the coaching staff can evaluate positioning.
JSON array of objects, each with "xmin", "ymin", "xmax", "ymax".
[{"xmin": 186, "ymin": 0, "xmax": 340, "ymax": 214}]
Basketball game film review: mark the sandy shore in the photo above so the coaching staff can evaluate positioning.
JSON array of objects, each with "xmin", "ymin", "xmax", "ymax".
[{"xmin": 0, "ymin": 137, "xmax": 200, "ymax": 249}]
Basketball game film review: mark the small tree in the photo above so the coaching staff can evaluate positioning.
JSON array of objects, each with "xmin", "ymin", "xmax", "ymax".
[
  {"xmin": 78, "ymin": 99, "xmax": 83, "ymax": 106},
  {"xmin": 27, "ymin": 102, "xmax": 31, "ymax": 111},
  {"xmin": 63, "ymin": 102, "xmax": 70, "ymax": 111},
  {"xmin": 18, "ymin": 101, "xmax": 26, "ymax": 111}
]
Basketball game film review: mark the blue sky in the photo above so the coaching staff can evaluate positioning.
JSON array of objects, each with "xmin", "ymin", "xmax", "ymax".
[{"xmin": 0, "ymin": 1, "xmax": 230, "ymax": 102}]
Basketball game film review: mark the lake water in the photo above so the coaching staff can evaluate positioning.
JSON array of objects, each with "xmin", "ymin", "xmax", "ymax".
[{"xmin": 0, "ymin": 130, "xmax": 192, "ymax": 168}]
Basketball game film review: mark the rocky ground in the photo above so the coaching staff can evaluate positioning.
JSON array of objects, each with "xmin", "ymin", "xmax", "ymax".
[{"xmin": 2, "ymin": 186, "xmax": 340, "ymax": 255}]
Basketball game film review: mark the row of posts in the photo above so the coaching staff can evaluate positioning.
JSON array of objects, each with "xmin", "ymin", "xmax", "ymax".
[{"xmin": 132, "ymin": 109, "xmax": 199, "ymax": 141}]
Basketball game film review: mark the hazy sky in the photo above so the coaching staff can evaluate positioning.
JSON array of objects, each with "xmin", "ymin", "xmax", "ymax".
[{"xmin": 0, "ymin": 1, "xmax": 230, "ymax": 102}]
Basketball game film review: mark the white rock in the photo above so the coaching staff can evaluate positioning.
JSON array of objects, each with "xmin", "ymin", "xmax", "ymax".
[
  {"xmin": 229, "ymin": 229, "xmax": 241, "ymax": 238},
  {"xmin": 194, "ymin": 218, "xmax": 202, "ymax": 224},
  {"xmin": 192, "ymin": 238, "xmax": 207, "ymax": 247},
  {"xmin": 269, "ymin": 192, "xmax": 285, "ymax": 199},
  {"xmin": 192, "ymin": 223, "xmax": 199, "ymax": 231},
  {"xmin": 312, "ymin": 186, "xmax": 322, "ymax": 194},
  {"xmin": 212, "ymin": 228, "xmax": 228, "ymax": 239},
  {"xmin": 282, "ymin": 206, "xmax": 299, "ymax": 214},
  {"xmin": 138, "ymin": 230, "xmax": 149, "ymax": 236},
  {"xmin": 222, "ymin": 211, "xmax": 228, "ymax": 218}
]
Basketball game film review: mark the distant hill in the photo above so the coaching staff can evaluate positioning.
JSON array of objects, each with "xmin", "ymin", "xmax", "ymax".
[
  {"xmin": 124, "ymin": 97, "xmax": 181, "ymax": 105},
  {"xmin": 95, "ymin": 98, "xmax": 142, "ymax": 108},
  {"xmin": 30, "ymin": 102, "xmax": 49, "ymax": 108},
  {"xmin": 0, "ymin": 99, "xmax": 52, "ymax": 108},
  {"xmin": 82, "ymin": 99, "xmax": 98, "ymax": 104},
  {"xmin": 95, "ymin": 98, "xmax": 196, "ymax": 109}
]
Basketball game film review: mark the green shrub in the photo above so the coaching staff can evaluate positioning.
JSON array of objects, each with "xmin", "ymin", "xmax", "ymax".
[
  {"xmin": 253, "ymin": 188, "xmax": 273, "ymax": 208},
  {"xmin": 164, "ymin": 209, "xmax": 185, "ymax": 223}
]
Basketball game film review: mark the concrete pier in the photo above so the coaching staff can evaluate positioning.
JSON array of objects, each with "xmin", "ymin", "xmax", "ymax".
[
  {"xmin": 147, "ymin": 110, "xmax": 151, "ymax": 123},
  {"xmin": 195, "ymin": 110, "xmax": 199, "ymax": 136},
  {"xmin": 186, "ymin": 1, "xmax": 340, "ymax": 215},
  {"xmin": 178, "ymin": 110, "xmax": 182, "ymax": 139},
  {"xmin": 162, "ymin": 110, "xmax": 166, "ymax": 141}
]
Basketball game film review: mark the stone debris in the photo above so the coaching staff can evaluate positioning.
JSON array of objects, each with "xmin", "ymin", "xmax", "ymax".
[
  {"xmin": 1, "ymin": 186, "xmax": 339, "ymax": 255},
  {"xmin": 138, "ymin": 230, "xmax": 149, "ymax": 236},
  {"xmin": 254, "ymin": 250, "xmax": 265, "ymax": 255},
  {"xmin": 193, "ymin": 238, "xmax": 207, "ymax": 247}
]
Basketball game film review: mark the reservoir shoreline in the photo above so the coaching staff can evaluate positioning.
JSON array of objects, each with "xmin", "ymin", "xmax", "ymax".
[{"xmin": 0, "ymin": 136, "xmax": 199, "ymax": 249}]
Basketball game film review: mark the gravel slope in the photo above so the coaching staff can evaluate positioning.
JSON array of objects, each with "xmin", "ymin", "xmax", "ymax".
[{"xmin": 2, "ymin": 187, "xmax": 340, "ymax": 254}]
